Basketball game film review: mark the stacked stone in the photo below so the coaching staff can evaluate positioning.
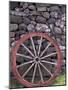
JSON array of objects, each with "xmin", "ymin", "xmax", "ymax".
[{"xmin": 10, "ymin": 2, "xmax": 66, "ymax": 74}]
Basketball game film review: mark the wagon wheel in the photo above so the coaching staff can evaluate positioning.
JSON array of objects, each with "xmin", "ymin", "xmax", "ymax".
[{"xmin": 12, "ymin": 32, "xmax": 62, "ymax": 87}]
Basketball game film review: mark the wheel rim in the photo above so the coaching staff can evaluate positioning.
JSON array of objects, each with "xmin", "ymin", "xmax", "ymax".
[{"xmin": 12, "ymin": 32, "xmax": 62, "ymax": 87}]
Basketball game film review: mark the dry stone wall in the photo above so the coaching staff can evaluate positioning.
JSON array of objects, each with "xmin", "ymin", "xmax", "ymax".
[{"xmin": 9, "ymin": 1, "xmax": 66, "ymax": 75}]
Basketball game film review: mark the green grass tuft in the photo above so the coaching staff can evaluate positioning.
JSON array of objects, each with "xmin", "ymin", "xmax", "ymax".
[
  {"xmin": 10, "ymin": 75, "xmax": 66, "ymax": 88},
  {"xmin": 52, "ymin": 75, "xmax": 66, "ymax": 86}
]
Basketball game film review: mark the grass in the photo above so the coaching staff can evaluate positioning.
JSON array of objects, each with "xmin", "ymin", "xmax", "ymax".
[
  {"xmin": 9, "ymin": 78, "xmax": 25, "ymax": 89},
  {"xmin": 10, "ymin": 75, "xmax": 66, "ymax": 88},
  {"xmin": 52, "ymin": 75, "xmax": 66, "ymax": 86}
]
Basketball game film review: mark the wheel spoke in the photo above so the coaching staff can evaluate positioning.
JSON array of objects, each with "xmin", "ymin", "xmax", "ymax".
[
  {"xmin": 41, "ymin": 60, "xmax": 57, "ymax": 65},
  {"xmin": 17, "ymin": 60, "xmax": 34, "ymax": 68},
  {"xmin": 39, "ymin": 62, "xmax": 53, "ymax": 77},
  {"xmin": 31, "ymin": 63, "xmax": 37, "ymax": 83},
  {"xmin": 38, "ymin": 37, "xmax": 42, "ymax": 55},
  {"xmin": 16, "ymin": 53, "xmax": 33, "ymax": 59},
  {"xmin": 40, "ymin": 52, "xmax": 57, "ymax": 59},
  {"xmin": 40, "ymin": 42, "xmax": 51, "ymax": 57},
  {"xmin": 30, "ymin": 37, "xmax": 37, "ymax": 56},
  {"xmin": 22, "ymin": 63, "xmax": 35, "ymax": 78},
  {"xmin": 21, "ymin": 43, "xmax": 34, "ymax": 57},
  {"xmin": 38, "ymin": 63, "xmax": 44, "ymax": 83}
]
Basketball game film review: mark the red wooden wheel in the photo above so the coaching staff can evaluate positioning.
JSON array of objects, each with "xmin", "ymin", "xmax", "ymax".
[{"xmin": 12, "ymin": 32, "xmax": 62, "ymax": 87}]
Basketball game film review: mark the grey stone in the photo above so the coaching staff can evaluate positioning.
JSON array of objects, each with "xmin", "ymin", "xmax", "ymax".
[
  {"xmin": 10, "ymin": 32, "xmax": 15, "ymax": 38},
  {"xmin": 47, "ymin": 47, "xmax": 56, "ymax": 52},
  {"xmin": 61, "ymin": 14, "xmax": 66, "ymax": 21},
  {"xmin": 55, "ymin": 19, "xmax": 65, "ymax": 28},
  {"xmin": 55, "ymin": 19, "xmax": 60, "ymax": 26},
  {"xmin": 27, "ymin": 24, "xmax": 35, "ymax": 32},
  {"xmin": 50, "ymin": 11, "xmax": 58, "ymax": 18},
  {"xmin": 19, "ymin": 30, "xmax": 26, "ymax": 35},
  {"xmin": 54, "ymin": 27, "xmax": 62, "ymax": 34},
  {"xmin": 61, "ymin": 36, "xmax": 65, "ymax": 46},
  {"xmin": 23, "ymin": 17, "xmax": 31, "ymax": 25},
  {"xmin": 10, "ymin": 2, "xmax": 19, "ymax": 10},
  {"xmin": 61, "ymin": 5, "xmax": 66, "ymax": 14},
  {"xmin": 47, "ymin": 18, "xmax": 56, "ymax": 24},
  {"xmin": 28, "ymin": 15, "xmax": 36, "ymax": 21},
  {"xmin": 23, "ymin": 2, "xmax": 28, "ymax": 9},
  {"xmin": 37, "ymin": 7, "xmax": 47, "ymax": 11},
  {"xmin": 63, "ymin": 26, "xmax": 66, "ymax": 34},
  {"xmin": 15, "ymin": 31, "xmax": 20, "ymax": 40},
  {"xmin": 10, "ymin": 15, "xmax": 23, "ymax": 24},
  {"xmin": 15, "ymin": 7, "xmax": 23, "ymax": 12},
  {"xmin": 56, "ymin": 38, "xmax": 61, "ymax": 44},
  {"xmin": 19, "ymin": 23, "xmax": 27, "ymax": 30},
  {"xmin": 10, "ymin": 10, "xmax": 28, "ymax": 17},
  {"xmin": 53, "ymin": 34, "xmax": 62, "ymax": 39},
  {"xmin": 60, "ymin": 21, "xmax": 65, "ymax": 28},
  {"xmin": 50, "ymin": 6, "xmax": 60, "ymax": 11},
  {"xmin": 59, "ymin": 45, "xmax": 65, "ymax": 51},
  {"xmin": 45, "ymin": 28, "xmax": 51, "ymax": 32},
  {"xmin": 20, "ymin": 2, "xmax": 24, "ymax": 6},
  {"xmin": 28, "ymin": 5, "xmax": 36, "ymax": 10},
  {"xmin": 31, "ymin": 21, "xmax": 36, "ymax": 25},
  {"xmin": 15, "ymin": 7, "xmax": 20, "ymax": 12},
  {"xmin": 23, "ymin": 8, "xmax": 30, "ymax": 14},
  {"xmin": 49, "ymin": 24, "xmax": 54, "ymax": 30},
  {"xmin": 36, "ymin": 23, "xmax": 49, "ymax": 32},
  {"xmin": 47, "ymin": 7, "xmax": 50, "ymax": 11},
  {"xmin": 36, "ymin": 16, "xmax": 46, "ymax": 23},
  {"xmin": 10, "ymin": 38, "xmax": 15, "ymax": 46},
  {"xmin": 11, "ymin": 41, "xmax": 17, "ymax": 47},
  {"xmin": 30, "ymin": 11, "xmax": 40, "ymax": 15},
  {"xmin": 62, "ymin": 39, "xmax": 66, "ymax": 46},
  {"xmin": 10, "ymin": 24, "xmax": 18, "ymax": 31},
  {"xmin": 42, "ymin": 12, "xmax": 50, "ymax": 19},
  {"xmin": 36, "ymin": 3, "xmax": 50, "ymax": 7}
]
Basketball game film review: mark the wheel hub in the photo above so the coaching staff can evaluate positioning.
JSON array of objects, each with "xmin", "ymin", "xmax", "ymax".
[
  {"xmin": 35, "ymin": 57, "xmax": 40, "ymax": 62},
  {"xmin": 36, "ymin": 58, "xmax": 39, "ymax": 62}
]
